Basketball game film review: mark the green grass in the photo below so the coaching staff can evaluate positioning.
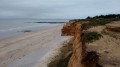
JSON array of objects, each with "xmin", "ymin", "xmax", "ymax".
[
  {"xmin": 82, "ymin": 18, "xmax": 118, "ymax": 30},
  {"xmin": 83, "ymin": 31, "xmax": 102, "ymax": 43}
]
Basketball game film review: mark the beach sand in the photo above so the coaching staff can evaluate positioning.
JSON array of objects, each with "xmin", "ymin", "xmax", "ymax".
[{"xmin": 0, "ymin": 25, "xmax": 71, "ymax": 67}]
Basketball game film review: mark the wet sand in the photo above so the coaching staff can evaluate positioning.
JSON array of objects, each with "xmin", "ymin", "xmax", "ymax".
[{"xmin": 0, "ymin": 25, "xmax": 71, "ymax": 67}]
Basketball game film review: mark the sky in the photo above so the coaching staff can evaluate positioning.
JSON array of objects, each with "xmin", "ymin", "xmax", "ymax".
[{"xmin": 0, "ymin": 0, "xmax": 120, "ymax": 19}]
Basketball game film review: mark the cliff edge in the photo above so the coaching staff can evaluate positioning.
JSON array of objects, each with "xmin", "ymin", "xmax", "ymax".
[{"xmin": 62, "ymin": 20, "xmax": 120, "ymax": 67}]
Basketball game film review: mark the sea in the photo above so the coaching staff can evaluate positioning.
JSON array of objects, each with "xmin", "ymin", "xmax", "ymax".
[{"xmin": 0, "ymin": 19, "xmax": 70, "ymax": 39}]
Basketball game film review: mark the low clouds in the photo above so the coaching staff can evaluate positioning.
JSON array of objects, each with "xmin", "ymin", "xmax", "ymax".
[{"xmin": 0, "ymin": 0, "xmax": 120, "ymax": 19}]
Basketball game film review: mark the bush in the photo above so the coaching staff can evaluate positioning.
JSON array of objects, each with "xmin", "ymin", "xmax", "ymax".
[{"xmin": 83, "ymin": 31, "xmax": 102, "ymax": 43}]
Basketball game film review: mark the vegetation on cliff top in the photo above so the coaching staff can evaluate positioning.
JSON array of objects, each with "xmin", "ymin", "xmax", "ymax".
[
  {"xmin": 86, "ymin": 14, "xmax": 120, "ymax": 19},
  {"xmin": 83, "ymin": 31, "xmax": 102, "ymax": 43},
  {"xmin": 70, "ymin": 14, "xmax": 120, "ymax": 30},
  {"xmin": 71, "ymin": 14, "xmax": 120, "ymax": 21},
  {"xmin": 82, "ymin": 18, "xmax": 118, "ymax": 30}
]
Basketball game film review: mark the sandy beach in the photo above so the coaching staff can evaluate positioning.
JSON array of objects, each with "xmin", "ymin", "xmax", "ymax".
[{"xmin": 0, "ymin": 25, "xmax": 71, "ymax": 67}]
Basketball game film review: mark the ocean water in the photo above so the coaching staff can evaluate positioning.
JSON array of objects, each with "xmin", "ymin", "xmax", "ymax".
[{"xmin": 0, "ymin": 19, "xmax": 69, "ymax": 39}]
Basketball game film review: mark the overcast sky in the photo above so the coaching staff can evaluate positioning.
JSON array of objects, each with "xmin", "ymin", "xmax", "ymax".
[{"xmin": 0, "ymin": 0, "xmax": 120, "ymax": 19}]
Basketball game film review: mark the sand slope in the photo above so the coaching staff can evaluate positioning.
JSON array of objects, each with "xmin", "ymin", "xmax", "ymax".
[
  {"xmin": 86, "ymin": 26, "xmax": 120, "ymax": 67},
  {"xmin": 0, "ymin": 25, "xmax": 71, "ymax": 67}
]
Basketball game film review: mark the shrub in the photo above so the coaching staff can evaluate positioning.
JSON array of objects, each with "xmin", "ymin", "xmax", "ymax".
[{"xmin": 83, "ymin": 31, "xmax": 102, "ymax": 43}]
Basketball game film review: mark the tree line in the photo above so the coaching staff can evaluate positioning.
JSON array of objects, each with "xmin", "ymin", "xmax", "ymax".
[{"xmin": 86, "ymin": 14, "xmax": 120, "ymax": 19}]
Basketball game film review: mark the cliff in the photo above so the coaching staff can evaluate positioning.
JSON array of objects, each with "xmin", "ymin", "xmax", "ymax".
[
  {"xmin": 62, "ymin": 20, "xmax": 120, "ymax": 67},
  {"xmin": 62, "ymin": 21, "xmax": 85, "ymax": 67}
]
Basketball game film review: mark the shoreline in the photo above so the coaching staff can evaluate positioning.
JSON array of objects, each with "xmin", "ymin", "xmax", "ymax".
[
  {"xmin": 34, "ymin": 22, "xmax": 66, "ymax": 23},
  {"xmin": 0, "ymin": 25, "xmax": 71, "ymax": 67},
  {"xmin": 0, "ymin": 25, "xmax": 62, "ymax": 40},
  {"xmin": 0, "ymin": 24, "xmax": 62, "ymax": 40}
]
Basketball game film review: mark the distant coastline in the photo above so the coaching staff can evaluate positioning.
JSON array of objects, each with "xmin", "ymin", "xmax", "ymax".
[
  {"xmin": 0, "ymin": 19, "xmax": 66, "ymax": 39},
  {"xmin": 34, "ymin": 22, "xmax": 66, "ymax": 24}
]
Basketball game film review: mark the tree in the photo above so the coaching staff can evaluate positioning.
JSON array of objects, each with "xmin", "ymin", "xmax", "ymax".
[{"xmin": 86, "ymin": 16, "xmax": 92, "ymax": 19}]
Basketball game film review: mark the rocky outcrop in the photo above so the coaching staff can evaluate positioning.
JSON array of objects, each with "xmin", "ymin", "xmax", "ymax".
[
  {"xmin": 61, "ymin": 21, "xmax": 78, "ymax": 36},
  {"xmin": 61, "ymin": 20, "xmax": 89, "ymax": 36}
]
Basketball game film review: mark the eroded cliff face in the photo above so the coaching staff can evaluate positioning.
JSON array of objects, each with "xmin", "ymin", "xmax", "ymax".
[
  {"xmin": 62, "ymin": 21, "xmax": 101, "ymax": 67},
  {"xmin": 62, "ymin": 21, "xmax": 85, "ymax": 67},
  {"xmin": 62, "ymin": 20, "xmax": 120, "ymax": 67}
]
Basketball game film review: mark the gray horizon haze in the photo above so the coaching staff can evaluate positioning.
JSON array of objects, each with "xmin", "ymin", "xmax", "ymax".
[{"xmin": 0, "ymin": 0, "xmax": 120, "ymax": 19}]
